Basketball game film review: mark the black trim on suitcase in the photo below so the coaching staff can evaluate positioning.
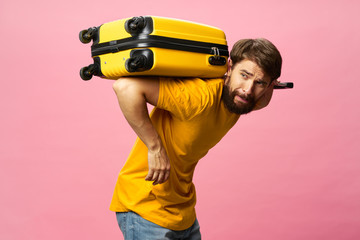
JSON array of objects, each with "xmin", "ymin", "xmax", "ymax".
[
  {"xmin": 92, "ymin": 26, "xmax": 101, "ymax": 45},
  {"xmin": 91, "ymin": 35, "xmax": 229, "ymax": 58},
  {"xmin": 94, "ymin": 57, "xmax": 104, "ymax": 77}
]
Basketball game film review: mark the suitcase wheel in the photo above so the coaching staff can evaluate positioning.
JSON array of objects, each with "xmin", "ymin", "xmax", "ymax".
[
  {"xmin": 125, "ymin": 16, "xmax": 146, "ymax": 34},
  {"xmin": 125, "ymin": 55, "xmax": 147, "ymax": 72},
  {"xmin": 125, "ymin": 49, "xmax": 154, "ymax": 73},
  {"xmin": 80, "ymin": 65, "xmax": 96, "ymax": 80},
  {"xmin": 79, "ymin": 27, "xmax": 97, "ymax": 44}
]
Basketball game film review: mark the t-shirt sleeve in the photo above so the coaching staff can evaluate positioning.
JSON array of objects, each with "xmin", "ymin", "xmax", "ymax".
[{"xmin": 157, "ymin": 77, "xmax": 222, "ymax": 121}]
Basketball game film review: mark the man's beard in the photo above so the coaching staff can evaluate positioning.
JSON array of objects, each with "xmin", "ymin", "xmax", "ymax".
[{"xmin": 222, "ymin": 82, "xmax": 256, "ymax": 115}]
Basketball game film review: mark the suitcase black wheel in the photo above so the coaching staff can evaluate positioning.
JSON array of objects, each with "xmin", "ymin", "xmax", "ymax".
[
  {"xmin": 79, "ymin": 27, "xmax": 97, "ymax": 44},
  {"xmin": 125, "ymin": 17, "xmax": 146, "ymax": 34},
  {"xmin": 80, "ymin": 64, "xmax": 97, "ymax": 80},
  {"xmin": 125, "ymin": 49, "xmax": 154, "ymax": 73},
  {"xmin": 125, "ymin": 55, "xmax": 148, "ymax": 72}
]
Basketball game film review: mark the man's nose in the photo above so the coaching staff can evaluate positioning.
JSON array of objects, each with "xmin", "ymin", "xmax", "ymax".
[{"xmin": 243, "ymin": 80, "xmax": 255, "ymax": 95}]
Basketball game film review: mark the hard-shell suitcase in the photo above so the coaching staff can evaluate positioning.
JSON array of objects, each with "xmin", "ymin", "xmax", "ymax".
[{"xmin": 79, "ymin": 16, "xmax": 229, "ymax": 80}]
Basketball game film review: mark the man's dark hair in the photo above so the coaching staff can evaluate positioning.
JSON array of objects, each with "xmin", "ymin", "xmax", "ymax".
[{"xmin": 230, "ymin": 38, "xmax": 282, "ymax": 81}]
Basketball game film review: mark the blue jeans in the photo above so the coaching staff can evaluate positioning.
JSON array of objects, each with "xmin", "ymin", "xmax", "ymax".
[{"xmin": 116, "ymin": 212, "xmax": 201, "ymax": 240}]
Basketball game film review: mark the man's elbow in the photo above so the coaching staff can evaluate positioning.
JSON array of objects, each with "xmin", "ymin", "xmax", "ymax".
[
  {"xmin": 113, "ymin": 78, "xmax": 136, "ymax": 95},
  {"xmin": 113, "ymin": 78, "xmax": 147, "ymax": 104},
  {"xmin": 113, "ymin": 78, "xmax": 126, "ymax": 93}
]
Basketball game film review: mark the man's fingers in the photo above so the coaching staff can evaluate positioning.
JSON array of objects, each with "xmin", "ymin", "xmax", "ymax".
[
  {"xmin": 146, "ymin": 145, "xmax": 171, "ymax": 185},
  {"xmin": 148, "ymin": 168, "xmax": 171, "ymax": 185},
  {"xmin": 153, "ymin": 171, "xmax": 165, "ymax": 185},
  {"xmin": 153, "ymin": 169, "xmax": 171, "ymax": 185},
  {"xmin": 164, "ymin": 169, "xmax": 170, "ymax": 182},
  {"xmin": 145, "ymin": 169, "xmax": 154, "ymax": 181},
  {"xmin": 151, "ymin": 171, "xmax": 159, "ymax": 182}
]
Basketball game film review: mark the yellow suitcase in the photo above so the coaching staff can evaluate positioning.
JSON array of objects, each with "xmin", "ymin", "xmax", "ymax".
[{"xmin": 79, "ymin": 16, "xmax": 229, "ymax": 80}]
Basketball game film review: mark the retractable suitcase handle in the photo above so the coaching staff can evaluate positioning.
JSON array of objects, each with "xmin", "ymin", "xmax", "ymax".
[{"xmin": 274, "ymin": 82, "xmax": 294, "ymax": 89}]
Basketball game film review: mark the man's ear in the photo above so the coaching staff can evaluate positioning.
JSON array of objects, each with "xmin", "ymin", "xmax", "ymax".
[{"xmin": 227, "ymin": 58, "xmax": 233, "ymax": 75}]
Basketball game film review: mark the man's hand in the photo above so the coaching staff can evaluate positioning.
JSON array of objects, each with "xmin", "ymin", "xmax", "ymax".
[
  {"xmin": 145, "ymin": 144, "xmax": 171, "ymax": 185},
  {"xmin": 253, "ymin": 80, "xmax": 278, "ymax": 110}
]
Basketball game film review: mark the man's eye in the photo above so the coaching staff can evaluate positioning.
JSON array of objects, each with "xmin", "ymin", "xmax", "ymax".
[
  {"xmin": 241, "ymin": 73, "xmax": 247, "ymax": 78},
  {"xmin": 257, "ymin": 81, "xmax": 267, "ymax": 86}
]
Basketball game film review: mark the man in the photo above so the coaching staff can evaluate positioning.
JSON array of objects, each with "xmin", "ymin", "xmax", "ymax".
[{"xmin": 110, "ymin": 38, "xmax": 282, "ymax": 240}]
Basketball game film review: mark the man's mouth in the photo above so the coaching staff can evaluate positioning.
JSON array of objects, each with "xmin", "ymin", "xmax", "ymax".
[{"xmin": 234, "ymin": 94, "xmax": 249, "ymax": 104}]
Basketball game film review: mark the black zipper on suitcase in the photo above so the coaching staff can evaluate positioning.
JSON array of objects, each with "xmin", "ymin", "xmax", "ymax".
[
  {"xmin": 90, "ymin": 16, "xmax": 228, "ymax": 58},
  {"xmin": 91, "ymin": 35, "xmax": 229, "ymax": 58}
]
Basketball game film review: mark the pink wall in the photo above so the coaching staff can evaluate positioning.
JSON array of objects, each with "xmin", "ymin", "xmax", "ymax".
[{"xmin": 1, "ymin": 0, "xmax": 359, "ymax": 239}]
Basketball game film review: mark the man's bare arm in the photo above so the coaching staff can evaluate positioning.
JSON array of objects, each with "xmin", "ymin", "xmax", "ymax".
[{"xmin": 112, "ymin": 77, "xmax": 170, "ymax": 185}]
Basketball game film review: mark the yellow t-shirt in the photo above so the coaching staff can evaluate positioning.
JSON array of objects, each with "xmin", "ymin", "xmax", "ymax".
[{"xmin": 109, "ymin": 77, "xmax": 240, "ymax": 230}]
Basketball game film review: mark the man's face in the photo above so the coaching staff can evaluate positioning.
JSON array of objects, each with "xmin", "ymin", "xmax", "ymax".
[{"xmin": 222, "ymin": 59, "xmax": 272, "ymax": 114}]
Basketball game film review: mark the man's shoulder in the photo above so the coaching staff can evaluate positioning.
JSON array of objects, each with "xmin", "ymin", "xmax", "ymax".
[
  {"xmin": 200, "ymin": 77, "xmax": 224, "ymax": 96},
  {"xmin": 160, "ymin": 77, "xmax": 224, "ymax": 85},
  {"xmin": 156, "ymin": 77, "xmax": 225, "ymax": 120},
  {"xmin": 200, "ymin": 77, "xmax": 224, "ymax": 88},
  {"xmin": 179, "ymin": 77, "xmax": 224, "ymax": 92},
  {"xmin": 159, "ymin": 77, "xmax": 224, "ymax": 96},
  {"xmin": 186, "ymin": 77, "xmax": 224, "ymax": 86}
]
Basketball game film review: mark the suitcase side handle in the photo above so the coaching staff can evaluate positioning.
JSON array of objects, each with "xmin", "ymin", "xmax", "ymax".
[{"xmin": 208, "ymin": 47, "xmax": 227, "ymax": 66}]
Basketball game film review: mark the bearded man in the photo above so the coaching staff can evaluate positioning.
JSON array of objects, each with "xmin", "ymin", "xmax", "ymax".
[{"xmin": 110, "ymin": 38, "xmax": 283, "ymax": 240}]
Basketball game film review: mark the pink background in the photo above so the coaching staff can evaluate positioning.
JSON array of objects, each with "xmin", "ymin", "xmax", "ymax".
[{"xmin": 1, "ymin": 0, "xmax": 359, "ymax": 239}]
